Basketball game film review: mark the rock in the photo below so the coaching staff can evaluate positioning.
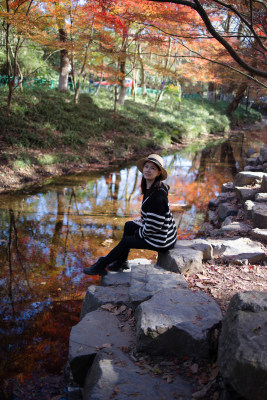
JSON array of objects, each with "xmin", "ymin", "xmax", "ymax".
[
  {"xmin": 157, "ymin": 244, "xmax": 203, "ymax": 274},
  {"xmin": 233, "ymin": 171, "xmax": 265, "ymax": 187},
  {"xmin": 218, "ymin": 192, "xmax": 237, "ymax": 202},
  {"xmin": 260, "ymin": 147, "xmax": 267, "ymax": 163},
  {"xmin": 250, "ymin": 228, "xmax": 267, "ymax": 243},
  {"xmin": 246, "ymin": 157, "xmax": 258, "ymax": 166},
  {"xmin": 221, "ymin": 216, "xmax": 233, "ymax": 227},
  {"xmin": 244, "ymin": 165, "xmax": 263, "ymax": 172},
  {"xmin": 252, "ymin": 203, "xmax": 267, "ymax": 229},
  {"xmin": 83, "ymin": 352, "xmax": 193, "ymax": 400},
  {"xmin": 129, "ymin": 264, "xmax": 187, "ymax": 307},
  {"xmin": 263, "ymin": 163, "xmax": 267, "ymax": 172},
  {"xmin": 80, "ymin": 285, "xmax": 130, "ymax": 319},
  {"xmin": 221, "ymin": 182, "xmax": 234, "ymax": 193},
  {"xmin": 247, "ymin": 147, "xmax": 257, "ymax": 157},
  {"xmin": 135, "ymin": 288, "xmax": 222, "ymax": 358},
  {"xmin": 235, "ymin": 186, "xmax": 261, "ymax": 203},
  {"xmin": 217, "ymin": 203, "xmax": 239, "ymax": 220},
  {"xmin": 244, "ymin": 200, "xmax": 255, "ymax": 219},
  {"xmin": 220, "ymin": 222, "xmax": 251, "ymax": 235},
  {"xmin": 261, "ymin": 175, "xmax": 267, "ymax": 192},
  {"xmin": 207, "ymin": 238, "xmax": 266, "ymax": 264},
  {"xmin": 218, "ymin": 291, "xmax": 267, "ymax": 400},
  {"xmin": 69, "ymin": 309, "xmax": 135, "ymax": 386},
  {"xmin": 208, "ymin": 198, "xmax": 219, "ymax": 209},
  {"xmin": 255, "ymin": 192, "xmax": 267, "ymax": 202},
  {"xmin": 102, "ymin": 259, "xmax": 150, "ymax": 287}
]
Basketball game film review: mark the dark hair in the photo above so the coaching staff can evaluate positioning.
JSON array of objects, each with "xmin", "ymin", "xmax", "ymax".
[{"xmin": 141, "ymin": 175, "xmax": 169, "ymax": 197}]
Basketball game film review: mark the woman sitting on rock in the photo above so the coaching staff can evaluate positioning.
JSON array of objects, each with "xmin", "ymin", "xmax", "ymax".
[{"xmin": 83, "ymin": 154, "xmax": 177, "ymax": 275}]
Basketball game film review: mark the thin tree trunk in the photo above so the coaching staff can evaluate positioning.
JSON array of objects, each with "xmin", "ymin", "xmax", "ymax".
[
  {"xmin": 58, "ymin": 28, "xmax": 70, "ymax": 92},
  {"xmin": 137, "ymin": 44, "xmax": 147, "ymax": 98},
  {"xmin": 118, "ymin": 32, "xmax": 128, "ymax": 105},
  {"xmin": 226, "ymin": 81, "xmax": 248, "ymax": 115},
  {"xmin": 154, "ymin": 37, "xmax": 172, "ymax": 111}
]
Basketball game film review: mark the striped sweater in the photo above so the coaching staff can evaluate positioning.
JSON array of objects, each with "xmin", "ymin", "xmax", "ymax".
[{"xmin": 137, "ymin": 186, "xmax": 177, "ymax": 250}]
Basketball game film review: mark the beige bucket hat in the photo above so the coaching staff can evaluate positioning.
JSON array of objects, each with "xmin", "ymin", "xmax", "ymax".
[{"xmin": 137, "ymin": 154, "xmax": 168, "ymax": 180}]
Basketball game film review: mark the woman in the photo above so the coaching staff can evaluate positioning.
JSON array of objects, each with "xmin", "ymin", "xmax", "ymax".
[{"xmin": 83, "ymin": 154, "xmax": 177, "ymax": 276}]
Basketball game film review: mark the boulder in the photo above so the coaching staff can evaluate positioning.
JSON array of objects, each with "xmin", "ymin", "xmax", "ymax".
[
  {"xmin": 156, "ymin": 245, "xmax": 203, "ymax": 274},
  {"xmin": 221, "ymin": 182, "xmax": 234, "ymax": 193},
  {"xmin": 129, "ymin": 264, "xmax": 187, "ymax": 307},
  {"xmin": 217, "ymin": 203, "xmax": 239, "ymax": 220},
  {"xmin": 102, "ymin": 259, "xmax": 150, "ymax": 287},
  {"xmin": 252, "ymin": 203, "xmax": 267, "ymax": 229},
  {"xmin": 220, "ymin": 222, "xmax": 251, "ymax": 235},
  {"xmin": 261, "ymin": 175, "xmax": 267, "ymax": 192},
  {"xmin": 255, "ymin": 192, "xmax": 267, "ymax": 202},
  {"xmin": 83, "ymin": 352, "xmax": 193, "ymax": 400},
  {"xmin": 235, "ymin": 186, "xmax": 261, "ymax": 203},
  {"xmin": 247, "ymin": 148, "xmax": 257, "ymax": 157},
  {"xmin": 246, "ymin": 157, "xmax": 258, "ymax": 166},
  {"xmin": 244, "ymin": 165, "xmax": 263, "ymax": 172},
  {"xmin": 244, "ymin": 200, "xmax": 255, "ymax": 219},
  {"xmin": 250, "ymin": 228, "xmax": 267, "ymax": 244},
  {"xmin": 80, "ymin": 285, "xmax": 130, "ymax": 318},
  {"xmin": 218, "ymin": 291, "xmax": 267, "ymax": 400},
  {"xmin": 233, "ymin": 171, "xmax": 265, "ymax": 187},
  {"xmin": 260, "ymin": 147, "xmax": 267, "ymax": 163},
  {"xmin": 135, "ymin": 288, "xmax": 222, "ymax": 358},
  {"xmin": 69, "ymin": 309, "xmax": 135, "ymax": 386},
  {"xmin": 206, "ymin": 238, "xmax": 265, "ymax": 264}
]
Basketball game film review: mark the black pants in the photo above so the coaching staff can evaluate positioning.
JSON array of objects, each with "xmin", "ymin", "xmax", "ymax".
[{"xmin": 101, "ymin": 221, "xmax": 161, "ymax": 267}]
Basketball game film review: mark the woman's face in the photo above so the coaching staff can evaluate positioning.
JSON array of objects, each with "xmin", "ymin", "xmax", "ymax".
[{"xmin": 143, "ymin": 161, "xmax": 161, "ymax": 181}]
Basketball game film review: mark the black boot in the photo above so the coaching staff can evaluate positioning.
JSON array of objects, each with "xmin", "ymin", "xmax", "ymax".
[
  {"xmin": 108, "ymin": 260, "xmax": 130, "ymax": 272},
  {"xmin": 83, "ymin": 257, "xmax": 107, "ymax": 276}
]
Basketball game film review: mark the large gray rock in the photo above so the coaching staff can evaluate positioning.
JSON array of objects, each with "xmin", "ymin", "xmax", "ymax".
[
  {"xmin": 157, "ymin": 245, "xmax": 203, "ymax": 274},
  {"xmin": 102, "ymin": 259, "xmax": 150, "ymax": 287},
  {"xmin": 260, "ymin": 147, "xmax": 267, "ymax": 163},
  {"xmin": 261, "ymin": 175, "xmax": 267, "ymax": 192},
  {"xmin": 252, "ymin": 203, "xmax": 267, "ymax": 229},
  {"xmin": 233, "ymin": 171, "xmax": 265, "ymax": 187},
  {"xmin": 135, "ymin": 288, "xmax": 222, "ymax": 358},
  {"xmin": 255, "ymin": 192, "xmax": 267, "ymax": 202},
  {"xmin": 69, "ymin": 309, "xmax": 134, "ymax": 386},
  {"xmin": 80, "ymin": 285, "xmax": 130, "ymax": 318},
  {"xmin": 129, "ymin": 264, "xmax": 187, "ymax": 307},
  {"xmin": 221, "ymin": 182, "xmax": 235, "ymax": 193},
  {"xmin": 83, "ymin": 352, "xmax": 193, "ymax": 400},
  {"xmin": 217, "ymin": 203, "xmax": 239, "ymax": 220},
  {"xmin": 235, "ymin": 186, "xmax": 261, "ymax": 203},
  {"xmin": 250, "ymin": 228, "xmax": 267, "ymax": 243},
  {"xmin": 207, "ymin": 238, "xmax": 266, "ymax": 264},
  {"xmin": 220, "ymin": 221, "xmax": 251, "ymax": 235},
  {"xmin": 244, "ymin": 200, "xmax": 255, "ymax": 219},
  {"xmin": 218, "ymin": 291, "xmax": 267, "ymax": 400}
]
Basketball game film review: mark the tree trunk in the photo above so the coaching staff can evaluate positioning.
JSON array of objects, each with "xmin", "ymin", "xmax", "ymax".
[
  {"xmin": 154, "ymin": 37, "xmax": 172, "ymax": 111},
  {"xmin": 118, "ymin": 32, "xmax": 128, "ymax": 105},
  {"xmin": 226, "ymin": 81, "xmax": 248, "ymax": 115},
  {"xmin": 137, "ymin": 44, "xmax": 147, "ymax": 98},
  {"xmin": 58, "ymin": 28, "xmax": 70, "ymax": 92}
]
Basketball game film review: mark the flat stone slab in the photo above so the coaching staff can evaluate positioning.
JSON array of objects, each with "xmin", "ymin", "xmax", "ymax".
[
  {"xmin": 135, "ymin": 288, "xmax": 222, "ymax": 358},
  {"xmin": 218, "ymin": 291, "xmax": 267, "ymax": 400},
  {"xmin": 252, "ymin": 203, "xmax": 267, "ymax": 229},
  {"xmin": 250, "ymin": 228, "xmax": 267, "ymax": 243},
  {"xmin": 80, "ymin": 285, "xmax": 130, "ymax": 319},
  {"xmin": 220, "ymin": 222, "xmax": 251, "ymax": 234},
  {"xmin": 235, "ymin": 186, "xmax": 261, "ymax": 203},
  {"xmin": 83, "ymin": 352, "xmax": 193, "ymax": 400},
  {"xmin": 221, "ymin": 182, "xmax": 235, "ymax": 192},
  {"xmin": 244, "ymin": 200, "xmax": 255, "ymax": 219},
  {"xmin": 102, "ymin": 259, "xmax": 151, "ymax": 287},
  {"xmin": 255, "ymin": 193, "xmax": 267, "ymax": 202},
  {"xmin": 233, "ymin": 171, "xmax": 266, "ymax": 187},
  {"xmin": 130, "ymin": 264, "xmax": 188, "ymax": 307},
  {"xmin": 206, "ymin": 238, "xmax": 266, "ymax": 264},
  {"xmin": 69, "ymin": 309, "xmax": 135, "ymax": 386}
]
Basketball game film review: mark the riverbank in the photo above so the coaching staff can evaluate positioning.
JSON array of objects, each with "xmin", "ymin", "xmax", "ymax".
[{"xmin": 0, "ymin": 89, "xmax": 262, "ymax": 194}]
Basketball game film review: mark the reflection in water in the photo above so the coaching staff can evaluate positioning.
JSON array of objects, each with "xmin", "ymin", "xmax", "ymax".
[{"xmin": 0, "ymin": 127, "xmax": 265, "ymax": 394}]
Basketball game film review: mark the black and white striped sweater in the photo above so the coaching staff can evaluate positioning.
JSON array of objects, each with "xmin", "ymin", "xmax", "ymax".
[{"xmin": 137, "ymin": 186, "xmax": 177, "ymax": 250}]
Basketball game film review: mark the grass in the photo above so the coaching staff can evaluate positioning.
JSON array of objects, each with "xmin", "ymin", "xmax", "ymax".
[{"xmin": 0, "ymin": 88, "xmax": 261, "ymax": 175}]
